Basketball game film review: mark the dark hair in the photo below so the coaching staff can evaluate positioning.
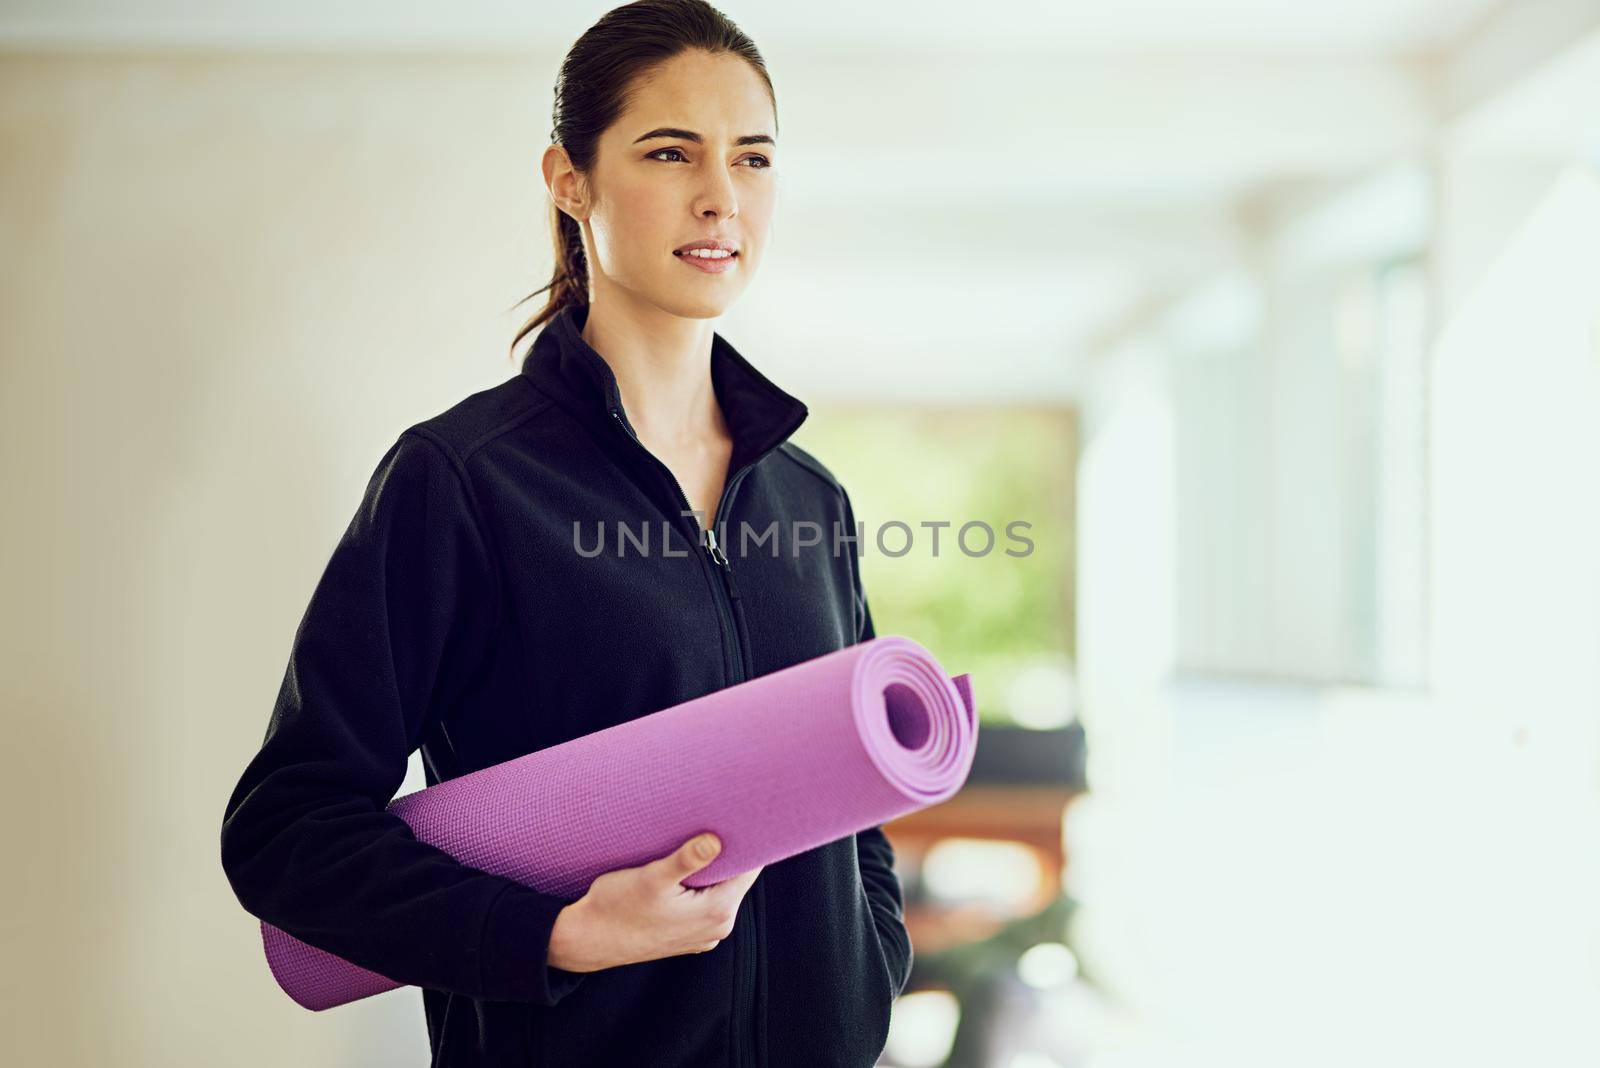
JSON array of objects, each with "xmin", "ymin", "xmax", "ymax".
[{"xmin": 507, "ymin": 0, "xmax": 778, "ymax": 359}]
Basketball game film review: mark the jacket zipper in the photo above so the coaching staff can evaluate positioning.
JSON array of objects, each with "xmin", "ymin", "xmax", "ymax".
[{"xmin": 609, "ymin": 407, "xmax": 766, "ymax": 1066}]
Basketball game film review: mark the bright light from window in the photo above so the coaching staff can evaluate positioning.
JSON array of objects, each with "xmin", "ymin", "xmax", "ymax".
[
  {"xmin": 1018, "ymin": 941, "xmax": 1081, "ymax": 988},
  {"xmin": 1006, "ymin": 654, "xmax": 1079, "ymax": 729},
  {"xmin": 921, "ymin": 838, "xmax": 1043, "ymax": 910},
  {"xmin": 883, "ymin": 989, "xmax": 961, "ymax": 1068},
  {"xmin": 1007, "ymin": 1053, "xmax": 1065, "ymax": 1068}
]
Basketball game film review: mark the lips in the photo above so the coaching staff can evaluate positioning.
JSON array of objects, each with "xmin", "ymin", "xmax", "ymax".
[
  {"xmin": 674, "ymin": 239, "xmax": 739, "ymax": 255},
  {"xmin": 675, "ymin": 247, "xmax": 740, "ymax": 274}
]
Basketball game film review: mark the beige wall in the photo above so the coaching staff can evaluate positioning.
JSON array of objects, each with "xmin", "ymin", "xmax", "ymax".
[{"xmin": 0, "ymin": 51, "xmax": 567, "ymax": 1067}]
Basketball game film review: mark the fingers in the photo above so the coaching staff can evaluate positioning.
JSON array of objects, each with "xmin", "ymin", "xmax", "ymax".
[
  {"xmin": 695, "ymin": 864, "xmax": 763, "ymax": 910},
  {"xmin": 644, "ymin": 835, "xmax": 764, "ymax": 904},
  {"xmin": 726, "ymin": 866, "xmax": 762, "ymax": 891}
]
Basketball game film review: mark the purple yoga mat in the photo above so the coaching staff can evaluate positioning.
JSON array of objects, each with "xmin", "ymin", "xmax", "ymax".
[{"xmin": 260, "ymin": 635, "xmax": 978, "ymax": 1010}]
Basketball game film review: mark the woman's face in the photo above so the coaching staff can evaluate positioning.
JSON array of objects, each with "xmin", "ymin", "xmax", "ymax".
[{"xmin": 548, "ymin": 49, "xmax": 779, "ymax": 320}]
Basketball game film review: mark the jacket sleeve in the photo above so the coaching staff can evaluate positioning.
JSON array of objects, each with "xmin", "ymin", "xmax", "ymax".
[
  {"xmin": 842, "ymin": 486, "xmax": 915, "ymax": 999},
  {"xmin": 220, "ymin": 428, "xmax": 587, "ymax": 1006}
]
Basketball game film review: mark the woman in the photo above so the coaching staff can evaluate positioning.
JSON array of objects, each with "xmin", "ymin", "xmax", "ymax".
[{"xmin": 219, "ymin": 2, "xmax": 910, "ymax": 1065}]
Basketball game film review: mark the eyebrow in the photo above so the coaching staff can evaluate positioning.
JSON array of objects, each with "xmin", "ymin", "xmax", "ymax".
[{"xmin": 633, "ymin": 127, "xmax": 775, "ymax": 147}]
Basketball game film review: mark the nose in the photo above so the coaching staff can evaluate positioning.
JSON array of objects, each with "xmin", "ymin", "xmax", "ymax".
[{"xmin": 693, "ymin": 166, "xmax": 738, "ymax": 222}]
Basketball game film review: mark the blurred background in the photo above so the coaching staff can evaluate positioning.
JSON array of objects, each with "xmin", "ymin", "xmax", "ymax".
[{"xmin": 3, "ymin": 2, "xmax": 1598, "ymax": 1065}]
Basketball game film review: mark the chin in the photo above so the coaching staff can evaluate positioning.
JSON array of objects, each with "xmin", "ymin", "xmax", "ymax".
[{"xmin": 658, "ymin": 288, "xmax": 740, "ymax": 321}]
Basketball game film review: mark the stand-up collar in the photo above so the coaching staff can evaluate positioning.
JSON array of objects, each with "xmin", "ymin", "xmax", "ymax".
[{"xmin": 521, "ymin": 302, "xmax": 809, "ymax": 474}]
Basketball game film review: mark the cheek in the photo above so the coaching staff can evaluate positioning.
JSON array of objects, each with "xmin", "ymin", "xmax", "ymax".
[
  {"xmin": 743, "ymin": 180, "xmax": 776, "ymax": 225},
  {"xmin": 725, "ymin": 186, "xmax": 774, "ymax": 266},
  {"xmin": 590, "ymin": 182, "xmax": 674, "ymax": 274}
]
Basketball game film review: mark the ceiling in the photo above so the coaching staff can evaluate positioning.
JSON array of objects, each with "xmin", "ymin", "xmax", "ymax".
[
  {"xmin": 0, "ymin": 0, "xmax": 1503, "ymax": 55},
  {"xmin": 7, "ymin": 0, "xmax": 1581, "ymax": 404}
]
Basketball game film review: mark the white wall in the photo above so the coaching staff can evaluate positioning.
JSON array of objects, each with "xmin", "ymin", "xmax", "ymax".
[
  {"xmin": 0, "ymin": 52, "xmax": 562, "ymax": 1068},
  {"xmin": 1066, "ymin": 30, "xmax": 1600, "ymax": 1068}
]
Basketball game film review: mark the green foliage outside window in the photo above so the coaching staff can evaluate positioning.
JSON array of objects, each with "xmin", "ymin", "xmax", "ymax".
[{"xmin": 794, "ymin": 407, "xmax": 1078, "ymax": 726}]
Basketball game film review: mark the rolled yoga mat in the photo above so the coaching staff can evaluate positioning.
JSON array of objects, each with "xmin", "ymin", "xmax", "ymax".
[{"xmin": 261, "ymin": 634, "xmax": 978, "ymax": 1010}]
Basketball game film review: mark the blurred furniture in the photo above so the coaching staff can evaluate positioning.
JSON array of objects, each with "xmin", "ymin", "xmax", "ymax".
[{"xmin": 884, "ymin": 722, "xmax": 1087, "ymax": 952}]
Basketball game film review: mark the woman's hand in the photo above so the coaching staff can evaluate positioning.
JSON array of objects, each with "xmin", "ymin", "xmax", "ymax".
[{"xmin": 547, "ymin": 834, "xmax": 763, "ymax": 973}]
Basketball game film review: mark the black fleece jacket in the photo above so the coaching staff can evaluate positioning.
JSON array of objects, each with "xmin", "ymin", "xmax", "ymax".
[{"xmin": 220, "ymin": 301, "xmax": 911, "ymax": 1067}]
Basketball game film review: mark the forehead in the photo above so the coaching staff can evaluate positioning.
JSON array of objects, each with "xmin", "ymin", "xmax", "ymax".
[{"xmin": 614, "ymin": 51, "xmax": 775, "ymax": 141}]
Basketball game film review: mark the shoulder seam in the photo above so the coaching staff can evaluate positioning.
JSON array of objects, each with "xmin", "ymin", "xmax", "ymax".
[
  {"xmin": 774, "ymin": 441, "xmax": 843, "ymax": 496},
  {"xmin": 400, "ymin": 424, "xmax": 470, "ymax": 482},
  {"xmin": 459, "ymin": 393, "xmax": 556, "ymax": 462},
  {"xmin": 774, "ymin": 442, "xmax": 867, "ymax": 642}
]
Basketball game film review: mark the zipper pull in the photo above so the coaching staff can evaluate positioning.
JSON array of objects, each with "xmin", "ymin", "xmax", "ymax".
[
  {"xmin": 610, "ymin": 407, "xmax": 643, "ymax": 444},
  {"xmin": 703, "ymin": 525, "xmax": 729, "ymax": 566},
  {"xmin": 705, "ymin": 525, "xmax": 742, "ymax": 602}
]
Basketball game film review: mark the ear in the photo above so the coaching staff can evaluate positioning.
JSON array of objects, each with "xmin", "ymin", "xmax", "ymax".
[{"xmin": 541, "ymin": 143, "xmax": 589, "ymax": 221}]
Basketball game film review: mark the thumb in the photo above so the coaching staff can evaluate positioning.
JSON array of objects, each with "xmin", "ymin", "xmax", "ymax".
[{"xmin": 661, "ymin": 833, "xmax": 721, "ymax": 882}]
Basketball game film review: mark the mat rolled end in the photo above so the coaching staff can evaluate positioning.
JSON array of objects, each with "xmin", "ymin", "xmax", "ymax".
[
  {"xmin": 852, "ymin": 637, "xmax": 979, "ymax": 810},
  {"xmin": 950, "ymin": 673, "xmax": 976, "ymax": 728}
]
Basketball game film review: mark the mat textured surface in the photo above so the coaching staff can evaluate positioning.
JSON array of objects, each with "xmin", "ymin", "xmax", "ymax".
[{"xmin": 260, "ymin": 635, "xmax": 977, "ymax": 1010}]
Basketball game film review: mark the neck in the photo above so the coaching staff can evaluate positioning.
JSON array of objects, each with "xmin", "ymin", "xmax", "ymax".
[{"xmin": 580, "ymin": 294, "xmax": 726, "ymax": 448}]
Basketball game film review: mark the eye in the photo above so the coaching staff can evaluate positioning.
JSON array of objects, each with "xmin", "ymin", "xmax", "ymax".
[{"xmin": 646, "ymin": 147, "xmax": 773, "ymax": 170}]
